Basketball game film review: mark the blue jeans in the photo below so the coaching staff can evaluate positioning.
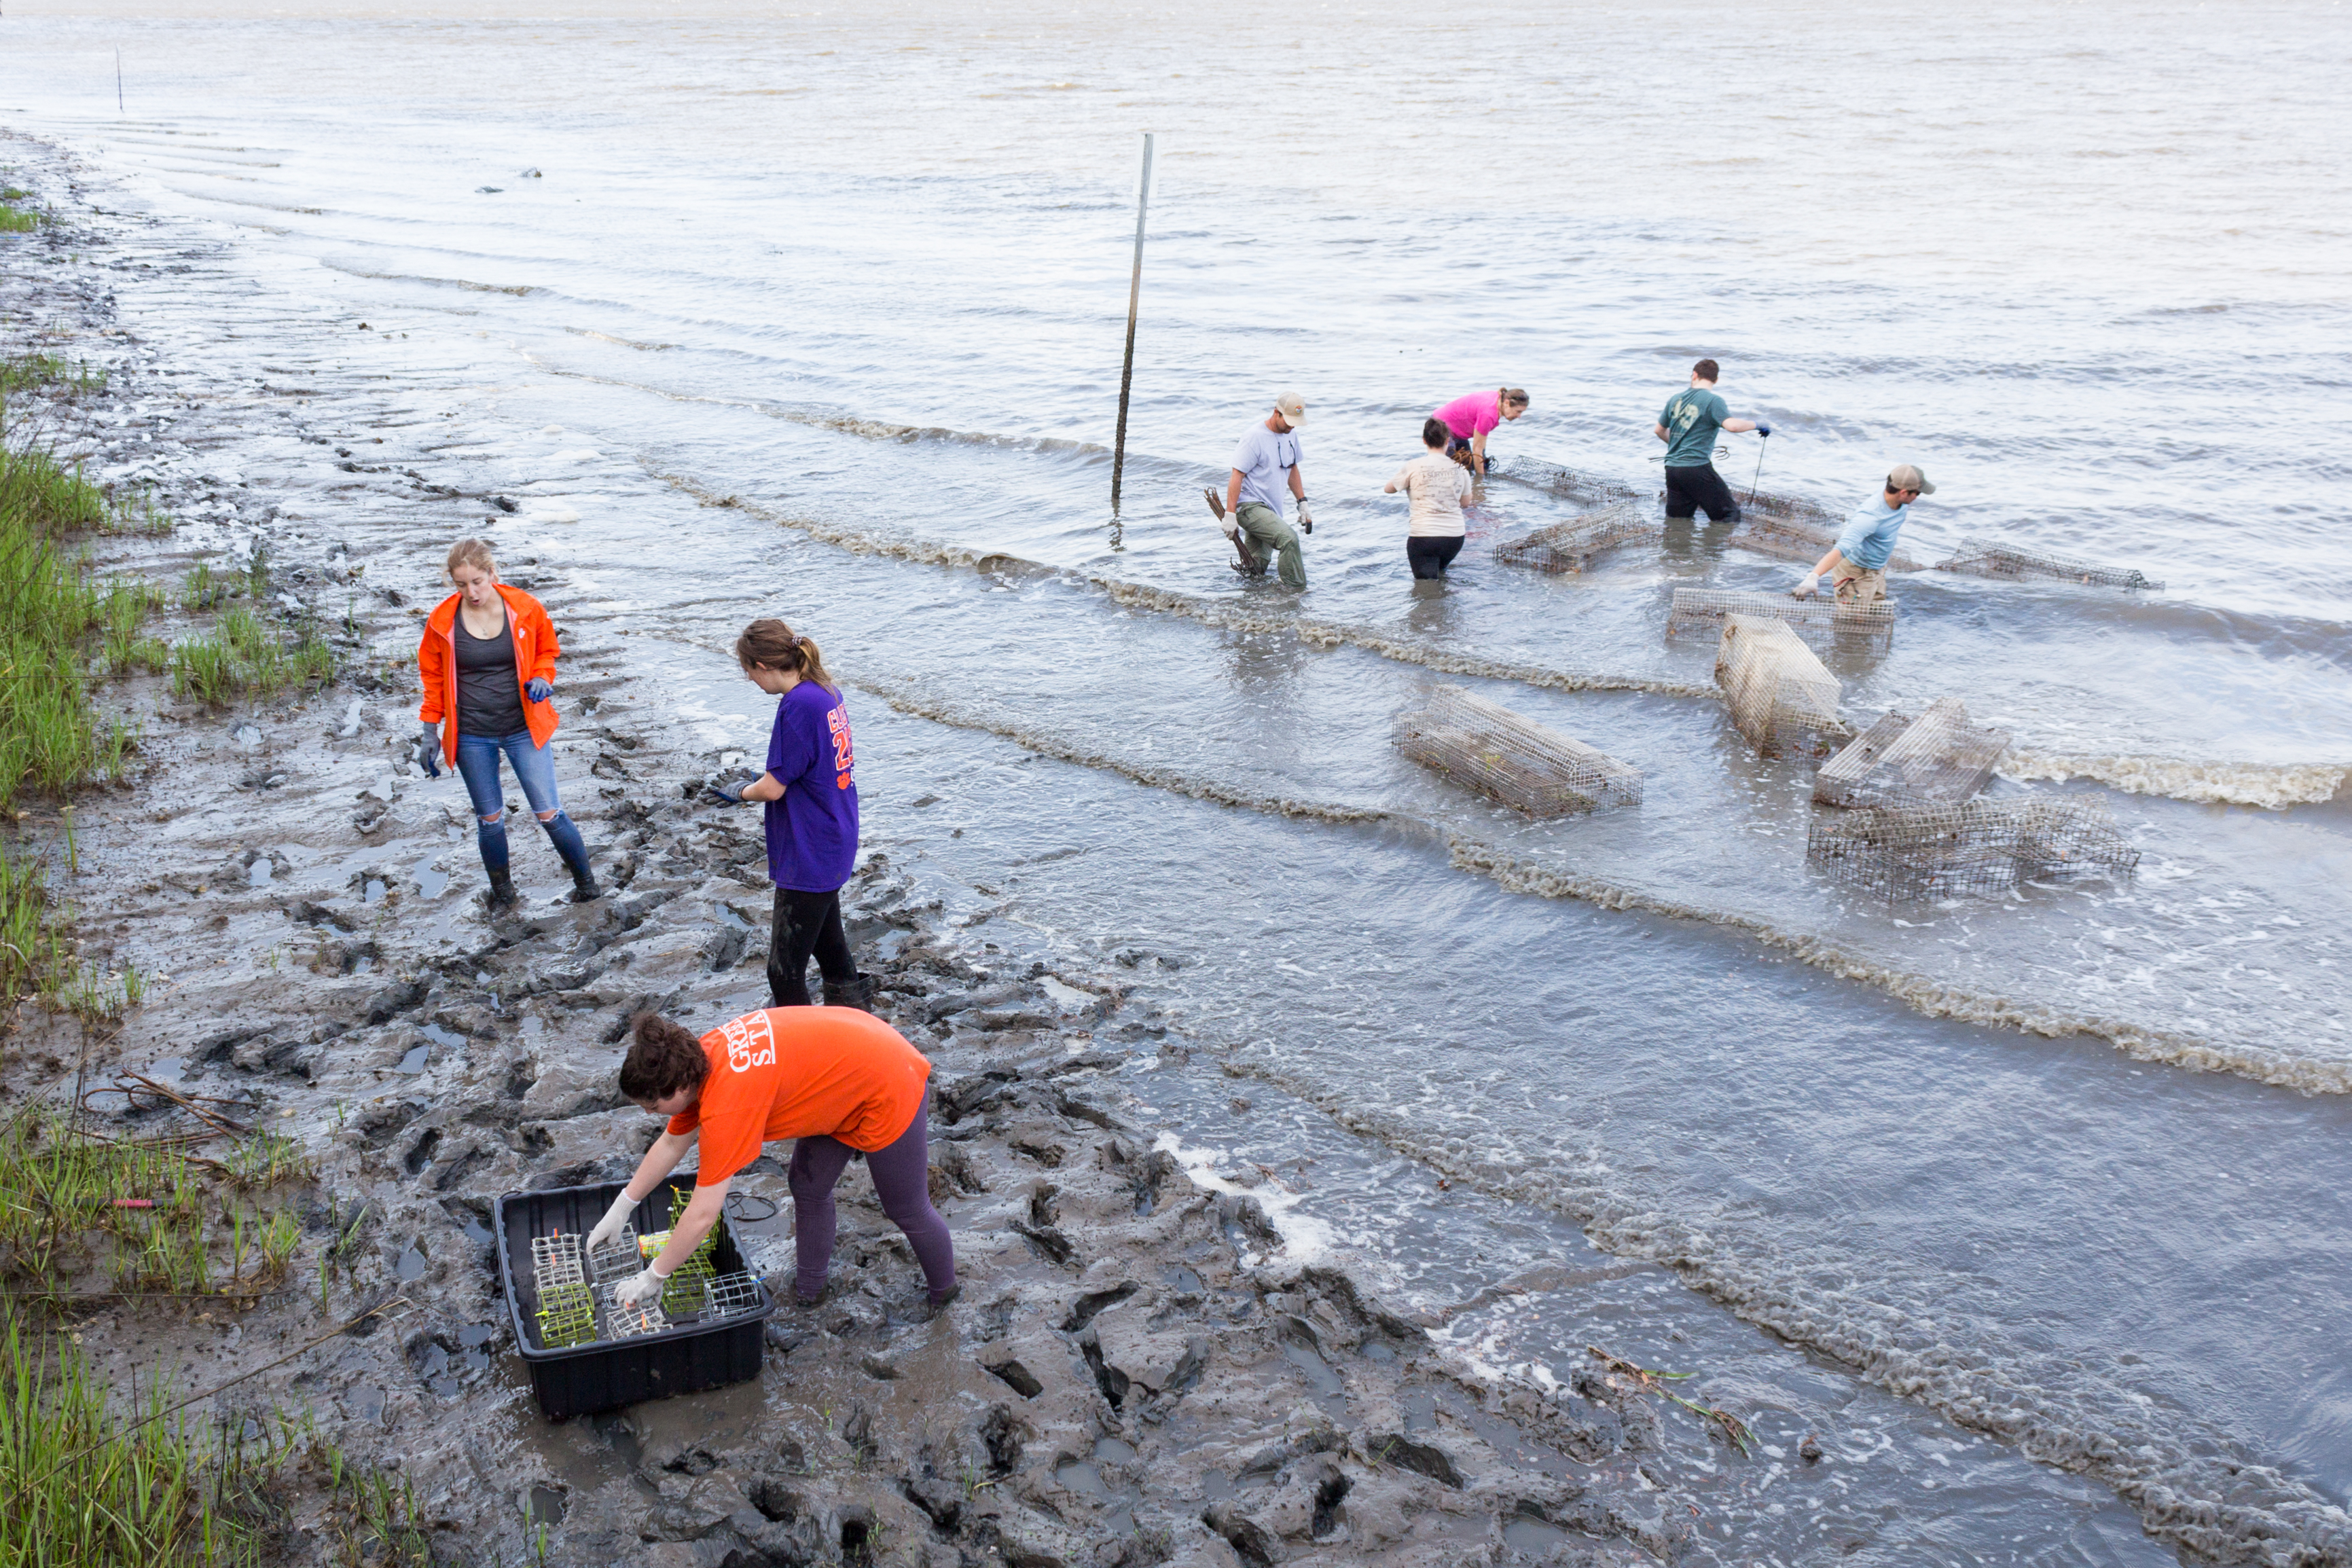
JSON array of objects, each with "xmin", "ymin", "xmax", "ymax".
[{"xmin": 454, "ymin": 729, "xmax": 590, "ymax": 881}]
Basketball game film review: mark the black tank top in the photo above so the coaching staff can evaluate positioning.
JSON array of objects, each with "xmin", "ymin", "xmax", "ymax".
[{"xmin": 454, "ymin": 613, "xmax": 527, "ymax": 739}]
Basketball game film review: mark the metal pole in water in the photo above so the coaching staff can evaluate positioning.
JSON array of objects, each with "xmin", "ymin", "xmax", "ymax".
[
  {"xmin": 116, "ymin": 50, "xmax": 124, "ymax": 115},
  {"xmin": 1109, "ymin": 132, "xmax": 1154, "ymax": 514}
]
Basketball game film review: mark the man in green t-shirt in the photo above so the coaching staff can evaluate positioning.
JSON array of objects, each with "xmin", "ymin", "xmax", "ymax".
[{"xmin": 1652, "ymin": 358, "xmax": 1770, "ymax": 522}]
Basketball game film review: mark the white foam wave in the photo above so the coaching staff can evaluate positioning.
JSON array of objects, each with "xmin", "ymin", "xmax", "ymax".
[{"xmin": 2007, "ymin": 749, "xmax": 2351, "ymax": 809}]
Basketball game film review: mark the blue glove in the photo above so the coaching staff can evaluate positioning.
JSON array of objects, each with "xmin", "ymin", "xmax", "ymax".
[
  {"xmin": 705, "ymin": 782, "xmax": 747, "ymax": 807},
  {"xmin": 414, "ymin": 722, "xmax": 442, "ymax": 779},
  {"xmin": 1755, "ymin": 422, "xmax": 1773, "ymax": 437},
  {"xmin": 525, "ymin": 677, "xmax": 553, "ymax": 704}
]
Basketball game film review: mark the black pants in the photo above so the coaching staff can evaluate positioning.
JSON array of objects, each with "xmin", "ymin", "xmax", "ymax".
[
  {"xmin": 1664, "ymin": 463, "xmax": 1740, "ymax": 522},
  {"xmin": 769, "ymin": 886, "xmax": 854, "ymax": 1006},
  {"xmin": 1406, "ymin": 535, "xmax": 1464, "ymax": 579}
]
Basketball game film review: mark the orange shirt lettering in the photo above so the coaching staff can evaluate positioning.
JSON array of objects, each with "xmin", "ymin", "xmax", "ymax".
[{"xmin": 666, "ymin": 1007, "xmax": 932, "ymax": 1187}]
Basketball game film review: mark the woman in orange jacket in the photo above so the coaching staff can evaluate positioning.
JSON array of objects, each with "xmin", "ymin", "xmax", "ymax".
[{"xmin": 414, "ymin": 539, "xmax": 600, "ymax": 909}]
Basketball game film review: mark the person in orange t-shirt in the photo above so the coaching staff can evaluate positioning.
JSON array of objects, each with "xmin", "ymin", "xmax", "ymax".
[{"xmin": 589, "ymin": 1006, "xmax": 956, "ymax": 1311}]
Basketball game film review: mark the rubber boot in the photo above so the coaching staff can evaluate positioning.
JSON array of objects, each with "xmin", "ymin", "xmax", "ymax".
[
  {"xmin": 485, "ymin": 866, "xmax": 520, "ymax": 911},
  {"xmin": 568, "ymin": 863, "xmax": 604, "ymax": 904},
  {"xmin": 822, "ymin": 973, "xmax": 875, "ymax": 1013}
]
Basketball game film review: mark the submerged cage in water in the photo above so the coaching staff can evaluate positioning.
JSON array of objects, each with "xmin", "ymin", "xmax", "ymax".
[
  {"xmin": 1667, "ymin": 588, "xmax": 1896, "ymax": 653},
  {"xmin": 1394, "ymin": 685, "xmax": 1642, "ymax": 816},
  {"xmin": 1714, "ymin": 615, "xmax": 1844, "ymax": 755},
  {"xmin": 1814, "ymin": 697, "xmax": 2011, "ymax": 809},
  {"xmin": 1807, "ymin": 797, "xmax": 2140, "ymax": 902},
  {"xmin": 1495, "ymin": 501, "xmax": 1664, "ymax": 574},
  {"xmin": 1727, "ymin": 488, "xmax": 1924, "ymax": 572},
  {"xmin": 1936, "ymin": 536, "xmax": 2163, "ymax": 591},
  {"xmin": 1496, "ymin": 457, "xmax": 1644, "ymax": 507}
]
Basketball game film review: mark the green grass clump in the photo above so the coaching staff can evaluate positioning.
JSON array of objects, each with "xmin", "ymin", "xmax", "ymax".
[
  {"xmin": 0, "ymin": 1309, "xmax": 305, "ymax": 1566},
  {"xmin": 1, "ymin": 416, "xmax": 148, "ymax": 812},
  {"xmin": 0, "ymin": 1110, "xmax": 310, "ymax": 1303},
  {"xmin": 0, "ymin": 843, "xmax": 77, "ymax": 1011},
  {"xmin": 0, "ymin": 208, "xmax": 37, "ymax": 235},
  {"xmin": 170, "ymin": 607, "xmax": 334, "ymax": 707},
  {"xmin": 0, "ymin": 354, "xmax": 105, "ymax": 398},
  {"xmin": 181, "ymin": 560, "xmax": 232, "ymax": 612}
]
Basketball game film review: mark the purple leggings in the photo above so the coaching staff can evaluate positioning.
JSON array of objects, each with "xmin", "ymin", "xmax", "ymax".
[{"xmin": 786, "ymin": 1100, "xmax": 956, "ymax": 1303}]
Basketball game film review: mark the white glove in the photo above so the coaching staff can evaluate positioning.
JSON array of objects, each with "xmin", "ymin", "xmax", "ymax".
[
  {"xmin": 1792, "ymin": 573, "xmax": 1820, "ymax": 600},
  {"xmin": 615, "ymin": 1264, "xmax": 668, "ymax": 1309},
  {"xmin": 586, "ymin": 1190, "xmax": 637, "ymax": 1255},
  {"xmin": 1295, "ymin": 500, "xmax": 1314, "ymax": 534}
]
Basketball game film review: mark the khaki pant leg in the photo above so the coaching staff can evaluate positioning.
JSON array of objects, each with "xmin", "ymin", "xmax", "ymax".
[
  {"xmin": 1833, "ymin": 568, "xmax": 1887, "ymax": 606},
  {"xmin": 1235, "ymin": 503, "xmax": 1305, "ymax": 588}
]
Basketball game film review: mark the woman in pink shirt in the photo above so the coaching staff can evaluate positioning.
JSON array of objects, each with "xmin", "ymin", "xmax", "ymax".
[{"xmin": 1432, "ymin": 388, "xmax": 1529, "ymax": 476}]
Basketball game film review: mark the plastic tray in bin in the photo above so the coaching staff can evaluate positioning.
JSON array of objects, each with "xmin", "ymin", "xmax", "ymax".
[{"xmin": 494, "ymin": 1175, "xmax": 776, "ymax": 1421}]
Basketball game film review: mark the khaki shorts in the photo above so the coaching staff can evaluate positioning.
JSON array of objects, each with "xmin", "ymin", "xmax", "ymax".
[{"xmin": 1832, "ymin": 567, "xmax": 1887, "ymax": 606}]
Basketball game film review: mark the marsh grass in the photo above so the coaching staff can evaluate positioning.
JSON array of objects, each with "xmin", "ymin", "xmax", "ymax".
[
  {"xmin": 0, "ymin": 208, "xmax": 37, "ymax": 235},
  {"xmin": 0, "ymin": 1110, "xmax": 311, "ymax": 1304},
  {"xmin": 319, "ymin": 1448, "xmax": 434, "ymax": 1567},
  {"xmin": 170, "ymin": 606, "xmax": 336, "ymax": 706},
  {"xmin": 1, "ymin": 405, "xmax": 149, "ymax": 812},
  {"xmin": 0, "ymin": 354, "xmax": 106, "ymax": 399},
  {"xmin": 0, "ymin": 1309, "xmax": 310, "ymax": 1566},
  {"xmin": 0, "ymin": 845, "xmax": 76, "ymax": 1004}
]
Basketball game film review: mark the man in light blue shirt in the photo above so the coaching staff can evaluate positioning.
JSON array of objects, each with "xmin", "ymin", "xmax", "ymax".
[
  {"xmin": 1204, "ymin": 391, "xmax": 1314, "ymax": 588},
  {"xmin": 1794, "ymin": 464, "xmax": 1934, "ymax": 604}
]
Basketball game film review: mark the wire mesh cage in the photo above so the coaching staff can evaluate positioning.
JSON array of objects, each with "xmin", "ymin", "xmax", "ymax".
[
  {"xmin": 1667, "ymin": 588, "xmax": 1896, "ymax": 653},
  {"xmin": 1807, "ymin": 797, "xmax": 2140, "ymax": 902},
  {"xmin": 704, "ymin": 1272, "xmax": 766, "ymax": 1321},
  {"xmin": 537, "ymin": 1281, "xmax": 598, "ymax": 1350},
  {"xmin": 1936, "ymin": 536, "xmax": 2163, "ymax": 591},
  {"xmin": 595, "ymin": 1281, "xmax": 676, "ymax": 1341},
  {"xmin": 585, "ymin": 1226, "xmax": 640, "ymax": 1286},
  {"xmin": 1496, "ymin": 457, "xmax": 1644, "ymax": 507},
  {"xmin": 1814, "ymin": 697, "xmax": 2011, "ymax": 809},
  {"xmin": 1714, "ymin": 615, "xmax": 1844, "ymax": 755},
  {"xmin": 530, "ymin": 1233, "xmax": 585, "ymax": 1292},
  {"xmin": 1728, "ymin": 488, "xmax": 1923, "ymax": 572},
  {"xmin": 528, "ymin": 1235, "xmax": 597, "ymax": 1349},
  {"xmin": 1494, "ymin": 500, "xmax": 1665, "ymax": 574},
  {"xmin": 1394, "ymin": 685, "xmax": 1644, "ymax": 817}
]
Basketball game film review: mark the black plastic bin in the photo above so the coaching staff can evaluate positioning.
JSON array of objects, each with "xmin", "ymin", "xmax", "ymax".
[{"xmin": 495, "ymin": 1175, "xmax": 776, "ymax": 1421}]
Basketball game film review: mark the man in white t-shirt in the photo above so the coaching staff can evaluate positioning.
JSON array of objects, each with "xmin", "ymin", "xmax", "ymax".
[{"xmin": 1204, "ymin": 392, "xmax": 1313, "ymax": 589}]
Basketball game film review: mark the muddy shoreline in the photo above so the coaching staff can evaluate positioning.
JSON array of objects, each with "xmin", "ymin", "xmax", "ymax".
[{"xmin": 0, "ymin": 132, "xmax": 1743, "ymax": 1567}]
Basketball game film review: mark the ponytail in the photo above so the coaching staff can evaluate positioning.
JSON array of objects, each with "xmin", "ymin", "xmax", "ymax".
[{"xmin": 734, "ymin": 617, "xmax": 837, "ymax": 693}]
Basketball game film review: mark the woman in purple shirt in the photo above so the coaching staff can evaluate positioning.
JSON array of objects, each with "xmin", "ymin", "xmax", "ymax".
[{"xmin": 710, "ymin": 619, "xmax": 872, "ymax": 1012}]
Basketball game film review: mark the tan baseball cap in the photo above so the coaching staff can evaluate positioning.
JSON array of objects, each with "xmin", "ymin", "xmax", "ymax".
[
  {"xmin": 1887, "ymin": 464, "xmax": 1936, "ymax": 495},
  {"xmin": 1273, "ymin": 391, "xmax": 1307, "ymax": 425}
]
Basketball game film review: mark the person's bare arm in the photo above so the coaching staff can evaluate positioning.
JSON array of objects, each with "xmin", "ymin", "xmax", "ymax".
[
  {"xmin": 1653, "ymin": 423, "xmax": 1669, "ymax": 441},
  {"xmin": 1226, "ymin": 469, "xmax": 1246, "ymax": 516},
  {"xmin": 649, "ymin": 1177, "xmax": 729, "ymax": 1278},
  {"xmin": 1470, "ymin": 431, "xmax": 1489, "ymax": 474},
  {"xmin": 1809, "ymin": 547, "xmax": 1844, "ymax": 578},
  {"xmin": 624, "ymin": 1128, "xmax": 698, "ymax": 1199},
  {"xmin": 740, "ymin": 771, "xmax": 784, "ymax": 803},
  {"xmin": 1723, "ymin": 418, "xmax": 1758, "ymax": 434},
  {"xmin": 1288, "ymin": 464, "xmax": 1306, "ymax": 503}
]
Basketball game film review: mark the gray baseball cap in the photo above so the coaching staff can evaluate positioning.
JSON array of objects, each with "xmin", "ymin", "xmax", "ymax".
[{"xmin": 1887, "ymin": 464, "xmax": 1936, "ymax": 494}]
